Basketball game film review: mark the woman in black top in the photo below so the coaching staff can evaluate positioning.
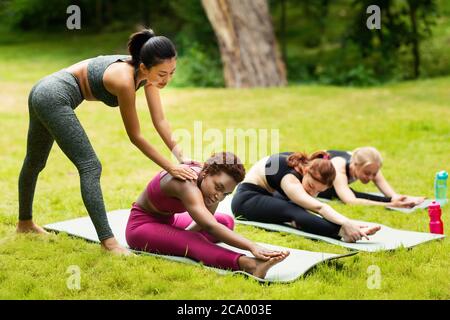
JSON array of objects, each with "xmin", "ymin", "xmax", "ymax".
[
  {"xmin": 231, "ymin": 151, "xmax": 381, "ymax": 243},
  {"xmin": 317, "ymin": 147, "xmax": 425, "ymax": 207}
]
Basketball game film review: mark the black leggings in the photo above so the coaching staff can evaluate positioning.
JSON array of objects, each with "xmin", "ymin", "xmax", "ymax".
[
  {"xmin": 18, "ymin": 70, "xmax": 113, "ymax": 241},
  {"xmin": 231, "ymin": 183, "xmax": 342, "ymax": 239},
  {"xmin": 318, "ymin": 187, "xmax": 392, "ymax": 203}
]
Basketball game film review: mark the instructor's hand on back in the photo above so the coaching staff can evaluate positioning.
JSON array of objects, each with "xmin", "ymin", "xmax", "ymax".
[{"xmin": 168, "ymin": 164, "xmax": 198, "ymax": 181}]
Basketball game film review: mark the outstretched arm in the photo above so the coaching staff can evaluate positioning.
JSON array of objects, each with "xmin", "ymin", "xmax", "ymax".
[
  {"xmin": 333, "ymin": 170, "xmax": 393, "ymax": 206},
  {"xmin": 373, "ymin": 170, "xmax": 397, "ymax": 197},
  {"xmin": 175, "ymin": 181, "xmax": 281, "ymax": 259},
  {"xmin": 144, "ymin": 85, "xmax": 185, "ymax": 163},
  {"xmin": 280, "ymin": 174, "xmax": 351, "ymax": 225},
  {"xmin": 116, "ymin": 81, "xmax": 197, "ymax": 181},
  {"xmin": 373, "ymin": 170, "xmax": 425, "ymax": 206},
  {"xmin": 280, "ymin": 174, "xmax": 374, "ymax": 241}
]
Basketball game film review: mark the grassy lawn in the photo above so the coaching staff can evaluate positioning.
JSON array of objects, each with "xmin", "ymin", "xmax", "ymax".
[{"xmin": 0, "ymin": 34, "xmax": 449, "ymax": 300}]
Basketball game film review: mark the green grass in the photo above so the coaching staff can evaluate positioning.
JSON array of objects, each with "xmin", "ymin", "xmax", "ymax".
[{"xmin": 0, "ymin": 35, "xmax": 449, "ymax": 300}]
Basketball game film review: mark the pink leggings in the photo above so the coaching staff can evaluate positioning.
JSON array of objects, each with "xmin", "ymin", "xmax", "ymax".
[{"xmin": 125, "ymin": 203, "xmax": 243, "ymax": 271}]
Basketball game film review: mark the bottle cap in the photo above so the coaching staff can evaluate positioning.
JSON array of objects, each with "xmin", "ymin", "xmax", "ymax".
[
  {"xmin": 436, "ymin": 171, "xmax": 448, "ymax": 179},
  {"xmin": 429, "ymin": 201, "xmax": 441, "ymax": 210}
]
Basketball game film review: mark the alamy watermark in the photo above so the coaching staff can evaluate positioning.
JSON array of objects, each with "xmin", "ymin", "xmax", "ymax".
[
  {"xmin": 172, "ymin": 121, "xmax": 280, "ymax": 167},
  {"xmin": 66, "ymin": 5, "xmax": 81, "ymax": 30},
  {"xmin": 366, "ymin": 265, "xmax": 381, "ymax": 289},
  {"xmin": 367, "ymin": 5, "xmax": 381, "ymax": 30},
  {"xmin": 66, "ymin": 265, "xmax": 81, "ymax": 291}
]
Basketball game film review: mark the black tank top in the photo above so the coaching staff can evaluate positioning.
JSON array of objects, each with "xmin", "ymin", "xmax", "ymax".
[
  {"xmin": 327, "ymin": 150, "xmax": 356, "ymax": 184},
  {"xmin": 265, "ymin": 152, "xmax": 303, "ymax": 197}
]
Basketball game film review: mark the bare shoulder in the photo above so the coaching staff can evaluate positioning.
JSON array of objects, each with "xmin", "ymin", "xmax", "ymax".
[
  {"xmin": 160, "ymin": 174, "xmax": 200, "ymax": 199},
  {"xmin": 103, "ymin": 62, "xmax": 135, "ymax": 95},
  {"xmin": 331, "ymin": 157, "xmax": 347, "ymax": 172}
]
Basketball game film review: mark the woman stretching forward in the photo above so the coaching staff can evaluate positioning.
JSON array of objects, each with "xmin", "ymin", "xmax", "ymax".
[
  {"xmin": 317, "ymin": 147, "xmax": 425, "ymax": 207},
  {"xmin": 231, "ymin": 151, "xmax": 381, "ymax": 243},
  {"xmin": 126, "ymin": 152, "xmax": 289, "ymax": 279}
]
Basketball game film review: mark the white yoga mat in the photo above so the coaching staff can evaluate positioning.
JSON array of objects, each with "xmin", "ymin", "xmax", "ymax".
[
  {"xmin": 44, "ymin": 209, "xmax": 356, "ymax": 283},
  {"xmin": 217, "ymin": 196, "xmax": 445, "ymax": 252},
  {"xmin": 318, "ymin": 192, "xmax": 445, "ymax": 214}
]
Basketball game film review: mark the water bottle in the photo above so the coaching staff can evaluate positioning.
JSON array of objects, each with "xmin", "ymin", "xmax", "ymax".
[
  {"xmin": 434, "ymin": 170, "xmax": 448, "ymax": 204},
  {"xmin": 428, "ymin": 201, "xmax": 444, "ymax": 234}
]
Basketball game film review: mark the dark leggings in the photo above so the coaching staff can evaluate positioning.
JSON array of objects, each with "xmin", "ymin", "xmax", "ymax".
[
  {"xmin": 231, "ymin": 183, "xmax": 342, "ymax": 239},
  {"xmin": 18, "ymin": 70, "xmax": 113, "ymax": 241},
  {"xmin": 318, "ymin": 187, "xmax": 392, "ymax": 203}
]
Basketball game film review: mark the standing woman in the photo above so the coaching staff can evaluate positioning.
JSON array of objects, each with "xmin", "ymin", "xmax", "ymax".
[{"xmin": 17, "ymin": 29, "xmax": 197, "ymax": 255}]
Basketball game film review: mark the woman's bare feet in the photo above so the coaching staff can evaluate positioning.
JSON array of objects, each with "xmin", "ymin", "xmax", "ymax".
[
  {"xmin": 16, "ymin": 220, "xmax": 49, "ymax": 235},
  {"xmin": 101, "ymin": 237, "xmax": 134, "ymax": 256},
  {"xmin": 239, "ymin": 251, "xmax": 290, "ymax": 279}
]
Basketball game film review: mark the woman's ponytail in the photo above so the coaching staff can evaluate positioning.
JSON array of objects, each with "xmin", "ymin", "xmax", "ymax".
[
  {"xmin": 287, "ymin": 150, "xmax": 335, "ymax": 186},
  {"xmin": 127, "ymin": 28, "xmax": 177, "ymax": 69},
  {"xmin": 128, "ymin": 29, "xmax": 155, "ymax": 68}
]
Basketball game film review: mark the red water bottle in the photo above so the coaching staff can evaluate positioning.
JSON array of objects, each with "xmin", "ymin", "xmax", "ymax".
[{"xmin": 428, "ymin": 201, "xmax": 444, "ymax": 234}]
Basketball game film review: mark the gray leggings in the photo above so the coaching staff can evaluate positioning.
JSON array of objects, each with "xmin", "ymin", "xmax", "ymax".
[{"xmin": 18, "ymin": 70, "xmax": 113, "ymax": 241}]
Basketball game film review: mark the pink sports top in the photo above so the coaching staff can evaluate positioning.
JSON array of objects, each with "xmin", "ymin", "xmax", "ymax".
[{"xmin": 146, "ymin": 165, "xmax": 202, "ymax": 214}]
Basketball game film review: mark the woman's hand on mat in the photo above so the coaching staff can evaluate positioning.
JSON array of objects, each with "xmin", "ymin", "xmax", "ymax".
[
  {"xmin": 390, "ymin": 195, "xmax": 416, "ymax": 208},
  {"xmin": 340, "ymin": 221, "xmax": 370, "ymax": 242},
  {"xmin": 168, "ymin": 164, "xmax": 198, "ymax": 181},
  {"xmin": 404, "ymin": 195, "xmax": 426, "ymax": 206},
  {"xmin": 250, "ymin": 244, "xmax": 289, "ymax": 260},
  {"xmin": 101, "ymin": 237, "xmax": 134, "ymax": 256}
]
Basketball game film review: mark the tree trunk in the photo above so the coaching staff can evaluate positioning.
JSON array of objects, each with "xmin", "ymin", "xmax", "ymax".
[
  {"xmin": 408, "ymin": 1, "xmax": 420, "ymax": 78},
  {"xmin": 201, "ymin": 0, "xmax": 287, "ymax": 88},
  {"xmin": 280, "ymin": 0, "xmax": 287, "ymax": 63}
]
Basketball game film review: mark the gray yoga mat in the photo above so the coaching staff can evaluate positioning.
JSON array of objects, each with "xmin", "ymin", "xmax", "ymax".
[
  {"xmin": 216, "ymin": 197, "xmax": 445, "ymax": 252},
  {"xmin": 44, "ymin": 209, "xmax": 356, "ymax": 283},
  {"xmin": 319, "ymin": 192, "xmax": 445, "ymax": 214}
]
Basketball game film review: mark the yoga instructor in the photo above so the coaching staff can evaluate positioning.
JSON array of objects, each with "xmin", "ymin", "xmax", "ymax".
[{"xmin": 17, "ymin": 28, "xmax": 197, "ymax": 255}]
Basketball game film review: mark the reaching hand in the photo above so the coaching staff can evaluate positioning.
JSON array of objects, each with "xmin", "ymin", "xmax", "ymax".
[
  {"xmin": 405, "ymin": 196, "xmax": 426, "ymax": 206},
  {"xmin": 250, "ymin": 244, "xmax": 289, "ymax": 261},
  {"xmin": 390, "ymin": 195, "xmax": 416, "ymax": 208},
  {"xmin": 340, "ymin": 221, "xmax": 381, "ymax": 243},
  {"xmin": 167, "ymin": 164, "xmax": 198, "ymax": 181}
]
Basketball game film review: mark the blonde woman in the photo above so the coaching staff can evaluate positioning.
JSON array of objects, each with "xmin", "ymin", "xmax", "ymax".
[{"xmin": 317, "ymin": 147, "xmax": 426, "ymax": 207}]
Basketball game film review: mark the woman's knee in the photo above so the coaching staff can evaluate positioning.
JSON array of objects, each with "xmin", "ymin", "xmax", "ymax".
[
  {"xmin": 77, "ymin": 157, "xmax": 102, "ymax": 176},
  {"xmin": 215, "ymin": 213, "xmax": 235, "ymax": 230}
]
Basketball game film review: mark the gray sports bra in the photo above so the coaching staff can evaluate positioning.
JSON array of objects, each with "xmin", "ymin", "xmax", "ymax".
[{"xmin": 86, "ymin": 55, "xmax": 146, "ymax": 107}]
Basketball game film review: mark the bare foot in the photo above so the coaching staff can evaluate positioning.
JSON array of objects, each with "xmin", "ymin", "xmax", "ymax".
[
  {"xmin": 16, "ymin": 220, "xmax": 49, "ymax": 235},
  {"xmin": 101, "ymin": 237, "xmax": 134, "ymax": 256},
  {"xmin": 252, "ymin": 251, "xmax": 290, "ymax": 279}
]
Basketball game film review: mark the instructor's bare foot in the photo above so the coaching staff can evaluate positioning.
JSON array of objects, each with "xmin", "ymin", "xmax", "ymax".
[
  {"xmin": 253, "ymin": 251, "xmax": 290, "ymax": 279},
  {"xmin": 101, "ymin": 237, "xmax": 134, "ymax": 256},
  {"xmin": 16, "ymin": 220, "xmax": 49, "ymax": 235}
]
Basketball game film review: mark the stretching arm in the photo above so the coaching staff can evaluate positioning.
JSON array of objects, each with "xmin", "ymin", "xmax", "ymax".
[
  {"xmin": 176, "ymin": 182, "xmax": 255, "ymax": 250},
  {"xmin": 280, "ymin": 174, "xmax": 350, "ymax": 226},
  {"xmin": 145, "ymin": 85, "xmax": 184, "ymax": 162},
  {"xmin": 333, "ymin": 170, "xmax": 393, "ymax": 206}
]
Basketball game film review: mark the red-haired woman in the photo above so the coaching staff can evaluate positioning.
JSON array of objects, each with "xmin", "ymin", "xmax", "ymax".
[
  {"xmin": 231, "ymin": 152, "xmax": 381, "ymax": 243},
  {"xmin": 126, "ymin": 152, "xmax": 289, "ymax": 279}
]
